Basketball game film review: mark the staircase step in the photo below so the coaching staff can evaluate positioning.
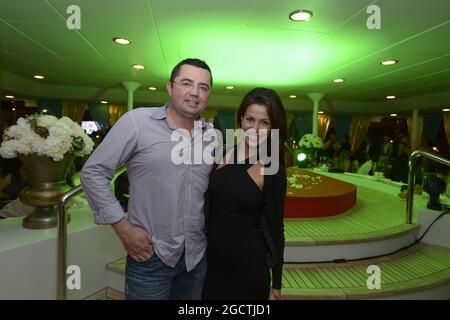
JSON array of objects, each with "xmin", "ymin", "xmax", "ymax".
[
  {"xmin": 105, "ymin": 244, "xmax": 450, "ymax": 299},
  {"xmin": 282, "ymin": 243, "xmax": 450, "ymax": 299}
]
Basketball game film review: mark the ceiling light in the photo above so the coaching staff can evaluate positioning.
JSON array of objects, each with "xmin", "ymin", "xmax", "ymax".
[
  {"xmin": 442, "ymin": 108, "xmax": 450, "ymax": 112},
  {"xmin": 333, "ymin": 78, "xmax": 345, "ymax": 83},
  {"xmin": 148, "ymin": 87, "xmax": 157, "ymax": 91},
  {"xmin": 12, "ymin": 107, "xmax": 16, "ymax": 111},
  {"xmin": 5, "ymin": 95, "xmax": 14, "ymax": 99},
  {"xmin": 289, "ymin": 95, "xmax": 297, "ymax": 99},
  {"xmin": 132, "ymin": 64, "xmax": 145, "ymax": 70},
  {"xmin": 432, "ymin": 147, "xmax": 438, "ymax": 151},
  {"xmin": 318, "ymin": 111, "xmax": 324, "ymax": 114},
  {"xmin": 381, "ymin": 60, "xmax": 398, "ymax": 66},
  {"xmin": 390, "ymin": 113, "xmax": 398, "ymax": 117},
  {"xmin": 100, "ymin": 100, "xmax": 108, "ymax": 104},
  {"xmin": 34, "ymin": 75, "xmax": 44, "ymax": 79},
  {"xmin": 225, "ymin": 86, "xmax": 235, "ymax": 90},
  {"xmin": 113, "ymin": 37, "xmax": 131, "ymax": 45},
  {"xmin": 386, "ymin": 95, "xmax": 396, "ymax": 100},
  {"xmin": 289, "ymin": 10, "xmax": 313, "ymax": 22},
  {"xmin": 42, "ymin": 109, "xmax": 48, "ymax": 113}
]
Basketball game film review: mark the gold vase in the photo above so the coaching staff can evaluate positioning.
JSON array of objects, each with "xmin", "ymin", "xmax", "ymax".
[{"xmin": 19, "ymin": 153, "xmax": 76, "ymax": 229}]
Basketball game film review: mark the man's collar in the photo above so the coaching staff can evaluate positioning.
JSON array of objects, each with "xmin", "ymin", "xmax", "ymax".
[{"xmin": 153, "ymin": 104, "xmax": 208, "ymax": 129}]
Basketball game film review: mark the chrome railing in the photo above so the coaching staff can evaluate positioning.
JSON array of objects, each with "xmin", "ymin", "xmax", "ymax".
[
  {"xmin": 407, "ymin": 150, "xmax": 450, "ymax": 224},
  {"xmin": 57, "ymin": 166, "xmax": 127, "ymax": 300}
]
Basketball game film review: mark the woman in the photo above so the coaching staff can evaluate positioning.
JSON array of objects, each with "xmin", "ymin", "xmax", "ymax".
[{"xmin": 202, "ymin": 88, "xmax": 287, "ymax": 300}]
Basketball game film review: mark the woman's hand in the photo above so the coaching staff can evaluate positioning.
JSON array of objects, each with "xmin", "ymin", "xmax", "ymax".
[{"xmin": 269, "ymin": 289, "xmax": 282, "ymax": 300}]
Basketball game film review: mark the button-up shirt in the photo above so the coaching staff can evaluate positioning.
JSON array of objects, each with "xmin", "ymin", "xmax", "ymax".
[{"xmin": 80, "ymin": 105, "xmax": 213, "ymax": 271}]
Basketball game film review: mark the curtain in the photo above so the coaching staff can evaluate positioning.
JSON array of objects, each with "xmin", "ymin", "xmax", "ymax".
[
  {"xmin": 349, "ymin": 116, "xmax": 372, "ymax": 154},
  {"xmin": 443, "ymin": 114, "xmax": 450, "ymax": 149},
  {"xmin": 318, "ymin": 114, "xmax": 332, "ymax": 141},
  {"xmin": 333, "ymin": 114, "xmax": 352, "ymax": 139},
  {"xmin": 423, "ymin": 114, "xmax": 442, "ymax": 145},
  {"xmin": 36, "ymin": 100, "xmax": 62, "ymax": 117},
  {"xmin": 88, "ymin": 103, "xmax": 110, "ymax": 130},
  {"xmin": 61, "ymin": 102, "xmax": 86, "ymax": 123},
  {"xmin": 214, "ymin": 110, "xmax": 235, "ymax": 144},
  {"xmin": 108, "ymin": 104, "xmax": 127, "ymax": 126},
  {"xmin": 407, "ymin": 116, "xmax": 424, "ymax": 151},
  {"xmin": 291, "ymin": 112, "xmax": 312, "ymax": 139},
  {"xmin": 201, "ymin": 109, "xmax": 217, "ymax": 124}
]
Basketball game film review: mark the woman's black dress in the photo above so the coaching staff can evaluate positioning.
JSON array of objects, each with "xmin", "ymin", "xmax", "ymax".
[{"xmin": 202, "ymin": 159, "xmax": 270, "ymax": 300}]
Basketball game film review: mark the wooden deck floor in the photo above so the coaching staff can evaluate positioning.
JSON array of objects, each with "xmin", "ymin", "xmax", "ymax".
[
  {"xmin": 283, "ymin": 244, "xmax": 450, "ymax": 299},
  {"xmin": 285, "ymin": 185, "xmax": 419, "ymax": 244}
]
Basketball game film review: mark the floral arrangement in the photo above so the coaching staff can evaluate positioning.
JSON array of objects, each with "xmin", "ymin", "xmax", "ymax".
[
  {"xmin": 298, "ymin": 133, "xmax": 324, "ymax": 149},
  {"xmin": 0, "ymin": 114, "xmax": 94, "ymax": 161}
]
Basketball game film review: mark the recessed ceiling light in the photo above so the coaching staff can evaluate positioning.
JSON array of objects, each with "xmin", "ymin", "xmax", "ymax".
[
  {"xmin": 34, "ymin": 75, "xmax": 44, "ymax": 79},
  {"xmin": 289, "ymin": 95, "xmax": 297, "ymax": 99},
  {"xmin": 5, "ymin": 95, "xmax": 14, "ymax": 99},
  {"xmin": 148, "ymin": 87, "xmax": 157, "ymax": 91},
  {"xmin": 225, "ymin": 86, "xmax": 235, "ymax": 90},
  {"xmin": 333, "ymin": 78, "xmax": 345, "ymax": 83},
  {"xmin": 390, "ymin": 113, "xmax": 398, "ymax": 117},
  {"xmin": 100, "ymin": 100, "xmax": 108, "ymax": 104},
  {"xmin": 381, "ymin": 60, "xmax": 398, "ymax": 66},
  {"xmin": 386, "ymin": 95, "xmax": 396, "ymax": 99},
  {"xmin": 113, "ymin": 37, "xmax": 131, "ymax": 45},
  {"xmin": 442, "ymin": 108, "xmax": 450, "ymax": 112},
  {"xmin": 318, "ymin": 111, "xmax": 324, "ymax": 114},
  {"xmin": 289, "ymin": 10, "xmax": 313, "ymax": 22},
  {"xmin": 132, "ymin": 64, "xmax": 145, "ymax": 70}
]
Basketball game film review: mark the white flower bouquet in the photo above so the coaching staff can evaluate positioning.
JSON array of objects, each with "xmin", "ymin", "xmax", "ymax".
[
  {"xmin": 0, "ymin": 114, "xmax": 94, "ymax": 161},
  {"xmin": 298, "ymin": 133, "xmax": 324, "ymax": 149}
]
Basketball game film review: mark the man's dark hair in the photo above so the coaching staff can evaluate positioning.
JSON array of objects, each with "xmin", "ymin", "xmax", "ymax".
[{"xmin": 169, "ymin": 58, "xmax": 213, "ymax": 85}]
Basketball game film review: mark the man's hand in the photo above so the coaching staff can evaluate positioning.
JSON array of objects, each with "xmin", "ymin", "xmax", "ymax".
[{"xmin": 112, "ymin": 218, "xmax": 153, "ymax": 262}]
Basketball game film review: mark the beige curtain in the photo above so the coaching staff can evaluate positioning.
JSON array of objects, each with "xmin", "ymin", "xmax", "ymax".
[
  {"xmin": 443, "ymin": 114, "xmax": 450, "ymax": 149},
  {"xmin": 318, "ymin": 114, "xmax": 332, "ymax": 141},
  {"xmin": 61, "ymin": 102, "xmax": 86, "ymax": 123},
  {"xmin": 286, "ymin": 113, "xmax": 294, "ymax": 133},
  {"xmin": 109, "ymin": 104, "xmax": 127, "ymax": 126},
  {"xmin": 407, "ymin": 116, "xmax": 424, "ymax": 151},
  {"xmin": 201, "ymin": 109, "xmax": 217, "ymax": 123},
  {"xmin": 349, "ymin": 116, "xmax": 372, "ymax": 154}
]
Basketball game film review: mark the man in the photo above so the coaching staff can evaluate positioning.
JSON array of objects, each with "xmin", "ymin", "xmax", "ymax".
[{"xmin": 80, "ymin": 58, "xmax": 213, "ymax": 300}]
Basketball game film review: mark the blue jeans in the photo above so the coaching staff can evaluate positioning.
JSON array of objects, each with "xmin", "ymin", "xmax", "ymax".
[{"xmin": 125, "ymin": 252, "xmax": 206, "ymax": 300}]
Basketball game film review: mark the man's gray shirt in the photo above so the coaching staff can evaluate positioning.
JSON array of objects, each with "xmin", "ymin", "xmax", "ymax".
[{"xmin": 80, "ymin": 105, "xmax": 213, "ymax": 271}]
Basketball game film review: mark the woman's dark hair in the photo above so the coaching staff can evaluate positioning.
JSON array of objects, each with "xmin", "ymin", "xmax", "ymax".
[{"xmin": 237, "ymin": 87, "xmax": 287, "ymax": 165}]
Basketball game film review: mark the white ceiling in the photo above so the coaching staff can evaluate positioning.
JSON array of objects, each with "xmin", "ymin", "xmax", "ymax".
[{"xmin": 1, "ymin": 0, "xmax": 449, "ymax": 114}]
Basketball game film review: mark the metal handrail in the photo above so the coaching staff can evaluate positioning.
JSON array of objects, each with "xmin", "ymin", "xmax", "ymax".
[
  {"xmin": 57, "ymin": 166, "xmax": 127, "ymax": 300},
  {"xmin": 407, "ymin": 150, "xmax": 450, "ymax": 224}
]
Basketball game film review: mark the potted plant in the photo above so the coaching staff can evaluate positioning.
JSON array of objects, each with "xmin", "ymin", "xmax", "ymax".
[{"xmin": 0, "ymin": 114, "xmax": 94, "ymax": 229}]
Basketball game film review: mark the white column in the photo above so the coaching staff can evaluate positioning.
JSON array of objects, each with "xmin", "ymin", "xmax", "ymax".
[
  {"xmin": 307, "ymin": 93, "xmax": 325, "ymax": 136},
  {"xmin": 121, "ymin": 81, "xmax": 141, "ymax": 112},
  {"xmin": 412, "ymin": 109, "xmax": 419, "ymax": 151}
]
